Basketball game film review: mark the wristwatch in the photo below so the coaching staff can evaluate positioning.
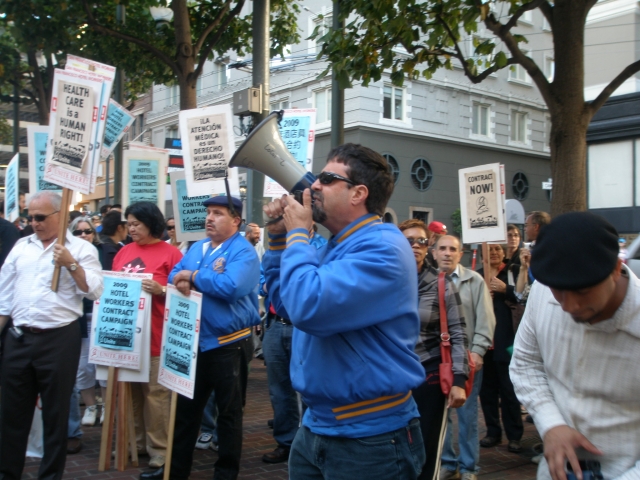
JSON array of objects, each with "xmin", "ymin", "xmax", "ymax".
[
  {"xmin": 162, "ymin": 286, "xmax": 167, "ymax": 296},
  {"xmin": 68, "ymin": 263, "xmax": 78, "ymax": 272}
]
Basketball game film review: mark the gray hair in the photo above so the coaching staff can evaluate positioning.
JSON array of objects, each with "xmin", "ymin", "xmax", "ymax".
[
  {"xmin": 28, "ymin": 191, "xmax": 62, "ymax": 211},
  {"xmin": 69, "ymin": 216, "xmax": 101, "ymax": 246}
]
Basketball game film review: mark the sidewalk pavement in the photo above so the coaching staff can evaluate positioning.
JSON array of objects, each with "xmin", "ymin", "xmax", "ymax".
[{"xmin": 23, "ymin": 362, "xmax": 541, "ymax": 479}]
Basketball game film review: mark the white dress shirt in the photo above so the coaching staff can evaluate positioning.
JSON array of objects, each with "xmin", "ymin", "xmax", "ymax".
[
  {"xmin": 510, "ymin": 267, "xmax": 640, "ymax": 480},
  {"xmin": 0, "ymin": 234, "xmax": 104, "ymax": 329}
]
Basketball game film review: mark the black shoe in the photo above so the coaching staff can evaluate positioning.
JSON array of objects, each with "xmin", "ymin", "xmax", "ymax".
[
  {"xmin": 267, "ymin": 419, "xmax": 274, "ymax": 428},
  {"xmin": 479, "ymin": 436, "xmax": 502, "ymax": 448},
  {"xmin": 508, "ymin": 440, "xmax": 522, "ymax": 453},
  {"xmin": 139, "ymin": 466, "xmax": 164, "ymax": 480},
  {"xmin": 67, "ymin": 438, "xmax": 82, "ymax": 454},
  {"xmin": 262, "ymin": 446, "xmax": 290, "ymax": 464}
]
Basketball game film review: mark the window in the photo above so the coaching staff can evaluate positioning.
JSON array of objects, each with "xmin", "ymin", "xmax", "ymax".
[
  {"xmin": 511, "ymin": 172, "xmax": 529, "ymax": 200},
  {"xmin": 511, "ymin": 111, "xmax": 528, "ymax": 143},
  {"xmin": 519, "ymin": 9, "xmax": 533, "ymax": 25},
  {"xmin": 545, "ymin": 56, "xmax": 555, "ymax": 82},
  {"xmin": 271, "ymin": 99, "xmax": 290, "ymax": 112},
  {"xmin": 545, "ymin": 115, "xmax": 552, "ymax": 149},
  {"xmin": 382, "ymin": 153, "xmax": 400, "ymax": 183},
  {"xmin": 312, "ymin": 15, "xmax": 332, "ymax": 54},
  {"xmin": 214, "ymin": 64, "xmax": 228, "ymax": 89},
  {"xmin": 410, "ymin": 158, "xmax": 433, "ymax": 191},
  {"xmin": 472, "ymin": 103, "xmax": 490, "ymax": 136},
  {"xmin": 314, "ymin": 88, "xmax": 331, "ymax": 123},
  {"xmin": 166, "ymin": 85, "xmax": 179, "ymax": 107},
  {"xmin": 409, "ymin": 206, "xmax": 433, "ymax": 224},
  {"xmin": 469, "ymin": 35, "xmax": 493, "ymax": 73},
  {"xmin": 383, "ymin": 85, "xmax": 404, "ymax": 120},
  {"xmin": 509, "ymin": 50, "xmax": 531, "ymax": 83}
]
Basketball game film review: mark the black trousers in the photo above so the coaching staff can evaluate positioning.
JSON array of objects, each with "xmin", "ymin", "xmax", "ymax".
[
  {"xmin": 413, "ymin": 369, "xmax": 448, "ymax": 480},
  {"xmin": 479, "ymin": 350, "xmax": 523, "ymax": 441},
  {"xmin": 170, "ymin": 338, "xmax": 249, "ymax": 480},
  {"xmin": 0, "ymin": 322, "xmax": 81, "ymax": 480}
]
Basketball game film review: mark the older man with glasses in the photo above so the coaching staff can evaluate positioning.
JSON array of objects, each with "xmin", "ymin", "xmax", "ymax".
[{"xmin": 0, "ymin": 191, "xmax": 104, "ymax": 480}]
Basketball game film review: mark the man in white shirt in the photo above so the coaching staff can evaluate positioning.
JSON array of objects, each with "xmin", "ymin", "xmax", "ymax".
[
  {"xmin": 511, "ymin": 211, "xmax": 640, "ymax": 480},
  {"xmin": 436, "ymin": 235, "xmax": 495, "ymax": 480},
  {"xmin": 0, "ymin": 191, "xmax": 104, "ymax": 480},
  {"xmin": 245, "ymin": 222, "xmax": 265, "ymax": 261}
]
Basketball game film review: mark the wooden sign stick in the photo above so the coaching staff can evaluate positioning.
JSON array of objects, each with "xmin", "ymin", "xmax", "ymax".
[
  {"xmin": 127, "ymin": 383, "xmax": 139, "ymax": 467},
  {"xmin": 482, "ymin": 242, "xmax": 491, "ymax": 285},
  {"xmin": 98, "ymin": 366, "xmax": 118, "ymax": 471},
  {"xmin": 51, "ymin": 187, "xmax": 73, "ymax": 292},
  {"xmin": 116, "ymin": 381, "xmax": 128, "ymax": 471},
  {"xmin": 163, "ymin": 391, "xmax": 178, "ymax": 480}
]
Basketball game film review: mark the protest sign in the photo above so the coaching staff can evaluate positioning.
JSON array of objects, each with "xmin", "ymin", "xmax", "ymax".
[
  {"xmin": 89, "ymin": 271, "xmax": 152, "ymax": 371},
  {"xmin": 264, "ymin": 108, "xmax": 316, "ymax": 197},
  {"xmin": 101, "ymin": 99, "xmax": 135, "ymax": 159},
  {"xmin": 158, "ymin": 285, "xmax": 202, "ymax": 399},
  {"xmin": 27, "ymin": 126, "xmax": 61, "ymax": 194},
  {"xmin": 458, "ymin": 163, "xmax": 507, "ymax": 244},
  {"xmin": 178, "ymin": 104, "xmax": 239, "ymax": 197},
  {"xmin": 122, "ymin": 148, "xmax": 168, "ymax": 209},
  {"xmin": 4, "ymin": 154, "xmax": 19, "ymax": 222},
  {"xmin": 43, "ymin": 69, "xmax": 104, "ymax": 194},
  {"xmin": 169, "ymin": 170, "xmax": 209, "ymax": 242}
]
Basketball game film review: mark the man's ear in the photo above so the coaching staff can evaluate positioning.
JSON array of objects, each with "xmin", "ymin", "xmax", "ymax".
[{"xmin": 350, "ymin": 185, "xmax": 369, "ymax": 207}]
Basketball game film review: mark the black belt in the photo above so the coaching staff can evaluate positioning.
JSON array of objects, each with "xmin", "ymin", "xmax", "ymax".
[{"xmin": 267, "ymin": 312, "xmax": 292, "ymax": 326}]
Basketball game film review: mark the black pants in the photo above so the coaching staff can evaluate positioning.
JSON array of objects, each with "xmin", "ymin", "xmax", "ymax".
[
  {"xmin": 412, "ymin": 369, "xmax": 448, "ymax": 480},
  {"xmin": 0, "ymin": 322, "xmax": 81, "ymax": 480},
  {"xmin": 170, "ymin": 338, "xmax": 249, "ymax": 480},
  {"xmin": 479, "ymin": 350, "xmax": 523, "ymax": 441}
]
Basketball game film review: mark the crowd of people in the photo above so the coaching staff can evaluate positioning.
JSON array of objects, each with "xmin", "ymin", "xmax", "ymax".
[{"xmin": 0, "ymin": 143, "xmax": 638, "ymax": 480}]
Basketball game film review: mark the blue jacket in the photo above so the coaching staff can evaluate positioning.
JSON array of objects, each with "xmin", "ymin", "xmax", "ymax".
[
  {"xmin": 169, "ymin": 232, "xmax": 260, "ymax": 351},
  {"xmin": 263, "ymin": 214, "xmax": 424, "ymax": 438}
]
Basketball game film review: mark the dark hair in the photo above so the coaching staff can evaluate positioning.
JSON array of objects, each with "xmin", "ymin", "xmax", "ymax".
[
  {"xmin": 111, "ymin": 204, "xmax": 122, "ymax": 210},
  {"xmin": 398, "ymin": 219, "xmax": 428, "ymax": 237},
  {"xmin": 527, "ymin": 211, "xmax": 551, "ymax": 227},
  {"xmin": 69, "ymin": 210, "xmax": 83, "ymax": 223},
  {"xmin": 326, "ymin": 143, "xmax": 394, "ymax": 216},
  {"xmin": 124, "ymin": 202, "xmax": 166, "ymax": 238},
  {"xmin": 507, "ymin": 223, "xmax": 520, "ymax": 232},
  {"xmin": 99, "ymin": 204, "xmax": 111, "ymax": 215},
  {"xmin": 166, "ymin": 216, "xmax": 175, "ymax": 222},
  {"xmin": 101, "ymin": 210, "xmax": 124, "ymax": 236}
]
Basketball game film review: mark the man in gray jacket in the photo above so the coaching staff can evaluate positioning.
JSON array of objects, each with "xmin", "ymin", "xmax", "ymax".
[{"xmin": 435, "ymin": 236, "xmax": 496, "ymax": 480}]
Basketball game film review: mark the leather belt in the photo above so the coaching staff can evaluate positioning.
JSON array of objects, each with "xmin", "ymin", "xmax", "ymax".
[
  {"xmin": 23, "ymin": 326, "xmax": 47, "ymax": 334},
  {"xmin": 267, "ymin": 312, "xmax": 292, "ymax": 326}
]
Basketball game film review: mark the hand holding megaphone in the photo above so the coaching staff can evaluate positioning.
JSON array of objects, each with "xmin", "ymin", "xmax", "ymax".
[{"xmin": 263, "ymin": 189, "xmax": 313, "ymax": 234}]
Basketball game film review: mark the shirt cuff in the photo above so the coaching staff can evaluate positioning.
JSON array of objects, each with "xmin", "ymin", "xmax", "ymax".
[
  {"xmin": 453, "ymin": 374, "xmax": 467, "ymax": 389},
  {"xmin": 286, "ymin": 229, "xmax": 310, "ymax": 248},
  {"xmin": 531, "ymin": 403, "xmax": 568, "ymax": 439},
  {"xmin": 268, "ymin": 232, "xmax": 287, "ymax": 251}
]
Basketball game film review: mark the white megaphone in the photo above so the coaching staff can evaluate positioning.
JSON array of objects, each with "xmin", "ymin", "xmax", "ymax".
[{"xmin": 229, "ymin": 111, "xmax": 316, "ymax": 196}]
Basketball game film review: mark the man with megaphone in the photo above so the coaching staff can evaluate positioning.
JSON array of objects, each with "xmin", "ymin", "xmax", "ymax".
[{"xmin": 262, "ymin": 143, "xmax": 427, "ymax": 479}]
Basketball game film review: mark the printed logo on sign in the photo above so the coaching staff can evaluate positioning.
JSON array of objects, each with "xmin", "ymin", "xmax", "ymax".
[{"xmin": 213, "ymin": 257, "xmax": 226, "ymax": 273}]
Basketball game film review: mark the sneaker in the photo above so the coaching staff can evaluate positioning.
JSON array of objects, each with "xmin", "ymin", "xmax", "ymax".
[
  {"xmin": 439, "ymin": 468, "xmax": 461, "ymax": 480},
  {"xmin": 195, "ymin": 432, "xmax": 213, "ymax": 450},
  {"xmin": 148, "ymin": 455, "xmax": 165, "ymax": 468},
  {"xmin": 461, "ymin": 474, "xmax": 478, "ymax": 480},
  {"xmin": 81, "ymin": 405, "xmax": 98, "ymax": 426}
]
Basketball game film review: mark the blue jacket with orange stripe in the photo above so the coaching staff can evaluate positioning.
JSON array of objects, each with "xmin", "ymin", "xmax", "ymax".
[
  {"xmin": 168, "ymin": 232, "xmax": 260, "ymax": 352},
  {"xmin": 262, "ymin": 214, "xmax": 424, "ymax": 438}
]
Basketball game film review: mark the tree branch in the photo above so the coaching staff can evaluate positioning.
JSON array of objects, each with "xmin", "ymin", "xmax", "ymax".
[
  {"xmin": 502, "ymin": 0, "xmax": 546, "ymax": 33},
  {"xmin": 193, "ymin": 0, "xmax": 245, "ymax": 81},
  {"xmin": 588, "ymin": 59, "xmax": 640, "ymax": 115},
  {"xmin": 82, "ymin": 0, "xmax": 180, "ymax": 76},
  {"xmin": 193, "ymin": 0, "xmax": 233, "ymax": 55}
]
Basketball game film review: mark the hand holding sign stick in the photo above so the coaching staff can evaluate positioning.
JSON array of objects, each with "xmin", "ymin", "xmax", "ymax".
[{"xmin": 51, "ymin": 188, "xmax": 73, "ymax": 292}]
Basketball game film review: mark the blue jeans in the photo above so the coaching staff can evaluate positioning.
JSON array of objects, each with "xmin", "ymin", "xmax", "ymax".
[
  {"xmin": 200, "ymin": 391, "xmax": 218, "ymax": 444},
  {"xmin": 289, "ymin": 420, "xmax": 426, "ymax": 480},
  {"xmin": 262, "ymin": 320, "xmax": 299, "ymax": 448},
  {"xmin": 68, "ymin": 387, "xmax": 82, "ymax": 439},
  {"xmin": 441, "ymin": 368, "xmax": 483, "ymax": 474}
]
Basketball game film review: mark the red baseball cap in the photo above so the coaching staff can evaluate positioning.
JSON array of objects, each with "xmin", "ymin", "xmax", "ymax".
[{"xmin": 427, "ymin": 221, "xmax": 447, "ymax": 235}]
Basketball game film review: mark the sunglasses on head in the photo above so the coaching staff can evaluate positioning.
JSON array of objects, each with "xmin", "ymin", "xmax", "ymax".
[
  {"xmin": 28, "ymin": 211, "xmax": 60, "ymax": 223},
  {"xmin": 317, "ymin": 171, "xmax": 355, "ymax": 186},
  {"xmin": 166, "ymin": 226, "xmax": 175, "ymax": 231},
  {"xmin": 407, "ymin": 237, "xmax": 428, "ymax": 246},
  {"xmin": 73, "ymin": 228, "xmax": 93, "ymax": 236}
]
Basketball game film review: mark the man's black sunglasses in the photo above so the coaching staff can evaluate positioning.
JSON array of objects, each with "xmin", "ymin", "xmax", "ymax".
[
  {"xmin": 166, "ymin": 226, "xmax": 175, "ymax": 231},
  {"xmin": 27, "ymin": 211, "xmax": 59, "ymax": 223},
  {"xmin": 73, "ymin": 229, "xmax": 93, "ymax": 236},
  {"xmin": 317, "ymin": 171, "xmax": 355, "ymax": 186}
]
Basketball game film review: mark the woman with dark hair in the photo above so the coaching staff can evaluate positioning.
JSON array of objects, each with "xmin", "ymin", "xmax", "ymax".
[
  {"xmin": 478, "ymin": 244, "xmax": 523, "ymax": 453},
  {"xmin": 112, "ymin": 202, "xmax": 183, "ymax": 468},
  {"xmin": 398, "ymin": 219, "xmax": 469, "ymax": 480},
  {"xmin": 165, "ymin": 217, "xmax": 189, "ymax": 254}
]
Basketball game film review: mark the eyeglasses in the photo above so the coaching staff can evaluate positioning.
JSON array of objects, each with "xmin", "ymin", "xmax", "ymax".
[
  {"xmin": 28, "ymin": 211, "xmax": 59, "ymax": 223},
  {"xmin": 317, "ymin": 171, "xmax": 355, "ymax": 186},
  {"xmin": 406, "ymin": 237, "xmax": 428, "ymax": 246},
  {"xmin": 507, "ymin": 233, "xmax": 520, "ymax": 238},
  {"xmin": 73, "ymin": 229, "xmax": 93, "ymax": 236},
  {"xmin": 166, "ymin": 226, "xmax": 175, "ymax": 231}
]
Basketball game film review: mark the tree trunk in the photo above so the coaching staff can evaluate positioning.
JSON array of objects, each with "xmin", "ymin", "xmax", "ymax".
[
  {"xmin": 27, "ymin": 49, "xmax": 50, "ymax": 125},
  {"xmin": 172, "ymin": 0, "xmax": 198, "ymax": 110}
]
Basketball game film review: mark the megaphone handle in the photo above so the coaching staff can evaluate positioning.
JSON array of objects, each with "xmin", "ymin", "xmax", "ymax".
[{"xmin": 264, "ymin": 190, "xmax": 305, "ymax": 226}]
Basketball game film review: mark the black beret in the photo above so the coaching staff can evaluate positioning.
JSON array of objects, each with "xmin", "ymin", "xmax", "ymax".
[
  {"xmin": 202, "ymin": 196, "xmax": 243, "ymax": 217},
  {"xmin": 530, "ymin": 211, "xmax": 619, "ymax": 290}
]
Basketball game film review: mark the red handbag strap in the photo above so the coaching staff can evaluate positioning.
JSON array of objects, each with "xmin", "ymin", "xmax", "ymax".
[{"xmin": 438, "ymin": 272, "xmax": 452, "ymax": 364}]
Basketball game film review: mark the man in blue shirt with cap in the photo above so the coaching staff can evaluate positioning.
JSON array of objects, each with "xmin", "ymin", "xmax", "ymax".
[{"xmin": 140, "ymin": 196, "xmax": 260, "ymax": 480}]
